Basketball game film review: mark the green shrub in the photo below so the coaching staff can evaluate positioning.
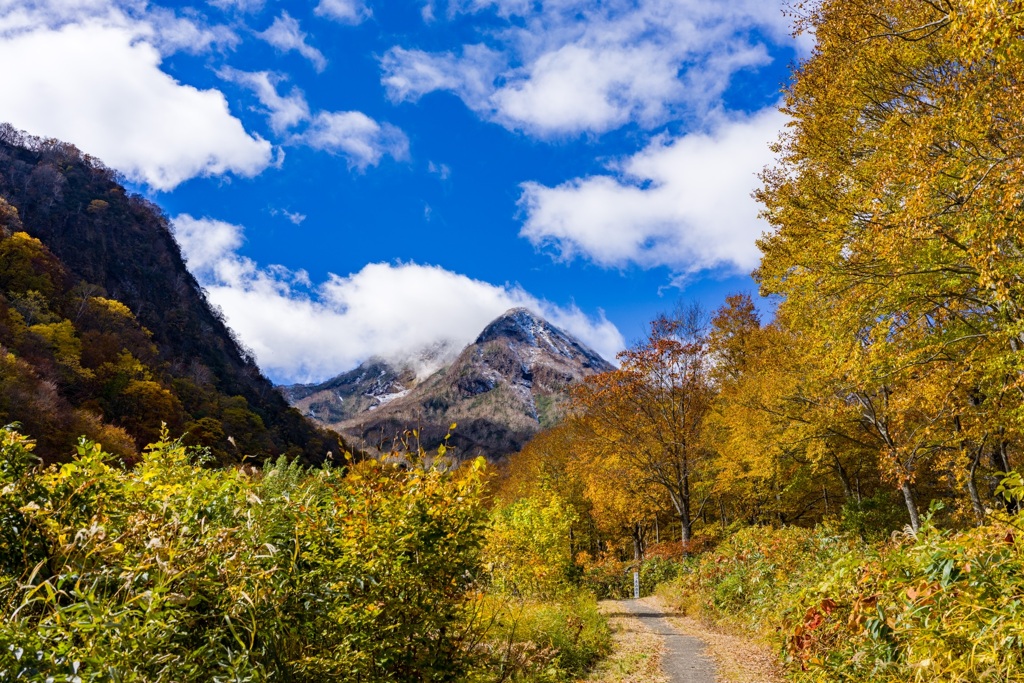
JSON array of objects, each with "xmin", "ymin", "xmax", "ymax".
[
  {"xmin": 485, "ymin": 495, "xmax": 578, "ymax": 599},
  {"xmin": 838, "ymin": 491, "xmax": 910, "ymax": 541},
  {"xmin": 579, "ymin": 554, "xmax": 683, "ymax": 599},
  {"xmin": 0, "ymin": 426, "xmax": 489, "ymax": 682},
  {"xmin": 639, "ymin": 556, "xmax": 681, "ymax": 595},
  {"xmin": 580, "ymin": 557, "xmax": 631, "ymax": 600},
  {"xmin": 659, "ymin": 525, "xmax": 861, "ymax": 634},
  {"xmin": 787, "ymin": 518, "xmax": 1024, "ymax": 682},
  {"xmin": 657, "ymin": 511, "xmax": 1024, "ymax": 683}
]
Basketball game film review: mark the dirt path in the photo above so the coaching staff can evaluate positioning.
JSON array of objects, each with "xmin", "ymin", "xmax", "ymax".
[
  {"xmin": 585, "ymin": 598, "xmax": 783, "ymax": 683},
  {"xmin": 581, "ymin": 601, "xmax": 667, "ymax": 683},
  {"xmin": 612, "ymin": 599, "xmax": 717, "ymax": 683}
]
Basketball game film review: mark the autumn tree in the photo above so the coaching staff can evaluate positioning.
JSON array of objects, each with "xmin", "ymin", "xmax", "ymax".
[
  {"xmin": 702, "ymin": 295, "xmax": 882, "ymax": 526},
  {"xmin": 495, "ymin": 418, "xmax": 602, "ymax": 557},
  {"xmin": 572, "ymin": 304, "xmax": 715, "ymax": 549},
  {"xmin": 757, "ymin": 0, "xmax": 1024, "ymax": 530}
]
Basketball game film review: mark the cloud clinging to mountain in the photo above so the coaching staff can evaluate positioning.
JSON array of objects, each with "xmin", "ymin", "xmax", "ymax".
[{"xmin": 172, "ymin": 214, "xmax": 625, "ymax": 383}]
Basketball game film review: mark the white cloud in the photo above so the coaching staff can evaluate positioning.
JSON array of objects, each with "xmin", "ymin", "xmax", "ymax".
[
  {"xmin": 0, "ymin": 17, "xmax": 272, "ymax": 190},
  {"xmin": 297, "ymin": 111, "xmax": 410, "ymax": 170},
  {"xmin": 208, "ymin": 0, "xmax": 265, "ymax": 12},
  {"xmin": 219, "ymin": 68, "xmax": 310, "ymax": 134},
  {"xmin": 427, "ymin": 160, "xmax": 450, "ymax": 180},
  {"xmin": 269, "ymin": 207, "xmax": 307, "ymax": 225},
  {"xmin": 382, "ymin": 44, "xmax": 505, "ymax": 106},
  {"xmin": 215, "ymin": 67, "xmax": 409, "ymax": 171},
  {"xmin": 421, "ymin": 0, "xmax": 436, "ymax": 23},
  {"xmin": 258, "ymin": 12, "xmax": 327, "ymax": 72},
  {"xmin": 518, "ymin": 107, "xmax": 785, "ymax": 276},
  {"xmin": 315, "ymin": 0, "xmax": 372, "ymax": 25},
  {"xmin": 143, "ymin": 6, "xmax": 239, "ymax": 55},
  {"xmin": 173, "ymin": 214, "xmax": 246, "ymax": 275},
  {"xmin": 171, "ymin": 215, "xmax": 625, "ymax": 383},
  {"xmin": 382, "ymin": 0, "xmax": 794, "ymax": 137},
  {"xmin": 490, "ymin": 43, "xmax": 687, "ymax": 135},
  {"xmin": 0, "ymin": 1, "xmax": 238, "ymax": 55}
]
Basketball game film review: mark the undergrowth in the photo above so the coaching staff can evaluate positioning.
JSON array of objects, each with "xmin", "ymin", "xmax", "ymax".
[
  {"xmin": 0, "ymin": 425, "xmax": 612, "ymax": 682},
  {"xmin": 656, "ymin": 511, "xmax": 1024, "ymax": 682}
]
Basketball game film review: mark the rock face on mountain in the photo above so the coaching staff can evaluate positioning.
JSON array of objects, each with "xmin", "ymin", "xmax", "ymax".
[
  {"xmin": 283, "ymin": 308, "xmax": 615, "ymax": 460},
  {"xmin": 281, "ymin": 359, "xmax": 419, "ymax": 426}
]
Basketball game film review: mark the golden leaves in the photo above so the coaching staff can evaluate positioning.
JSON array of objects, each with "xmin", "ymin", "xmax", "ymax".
[{"xmin": 756, "ymin": 0, "xmax": 1024, "ymax": 524}]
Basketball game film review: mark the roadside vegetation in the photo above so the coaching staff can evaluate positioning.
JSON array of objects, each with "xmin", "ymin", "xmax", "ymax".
[{"xmin": 0, "ymin": 425, "xmax": 607, "ymax": 683}]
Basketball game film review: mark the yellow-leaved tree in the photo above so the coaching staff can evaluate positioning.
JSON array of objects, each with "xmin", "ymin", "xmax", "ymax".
[{"xmin": 757, "ymin": 0, "xmax": 1024, "ymax": 530}]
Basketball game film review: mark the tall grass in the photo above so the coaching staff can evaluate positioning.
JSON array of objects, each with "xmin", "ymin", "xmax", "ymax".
[{"xmin": 0, "ymin": 426, "xmax": 488, "ymax": 682}]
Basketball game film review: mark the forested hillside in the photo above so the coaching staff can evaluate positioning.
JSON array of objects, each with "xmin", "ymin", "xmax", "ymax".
[{"xmin": 0, "ymin": 125, "xmax": 343, "ymax": 464}]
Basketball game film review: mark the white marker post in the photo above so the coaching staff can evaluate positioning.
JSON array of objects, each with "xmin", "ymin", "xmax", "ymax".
[{"xmin": 633, "ymin": 568, "xmax": 640, "ymax": 599}]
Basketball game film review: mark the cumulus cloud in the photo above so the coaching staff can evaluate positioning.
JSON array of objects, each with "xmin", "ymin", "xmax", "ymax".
[
  {"xmin": 0, "ymin": 15, "xmax": 271, "ymax": 190},
  {"xmin": 297, "ymin": 111, "xmax": 410, "ymax": 170},
  {"xmin": 171, "ymin": 215, "xmax": 625, "ymax": 384},
  {"xmin": 490, "ymin": 43, "xmax": 689, "ymax": 135},
  {"xmin": 519, "ymin": 107, "xmax": 785, "ymax": 276},
  {"xmin": 173, "ymin": 214, "xmax": 245, "ymax": 276},
  {"xmin": 258, "ymin": 12, "xmax": 327, "ymax": 72},
  {"xmin": 383, "ymin": 0, "xmax": 794, "ymax": 137},
  {"xmin": 218, "ymin": 68, "xmax": 310, "ymax": 134},
  {"xmin": 315, "ymin": 0, "xmax": 372, "ymax": 25}
]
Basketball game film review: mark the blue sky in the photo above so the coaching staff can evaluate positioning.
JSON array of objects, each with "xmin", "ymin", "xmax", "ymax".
[{"xmin": 0, "ymin": 0, "xmax": 804, "ymax": 383}]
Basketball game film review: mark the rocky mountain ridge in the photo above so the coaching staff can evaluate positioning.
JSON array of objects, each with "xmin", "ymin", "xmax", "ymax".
[{"xmin": 283, "ymin": 308, "xmax": 615, "ymax": 460}]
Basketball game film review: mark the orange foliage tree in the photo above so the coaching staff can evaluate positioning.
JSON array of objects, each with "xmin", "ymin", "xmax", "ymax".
[{"xmin": 572, "ymin": 304, "xmax": 715, "ymax": 549}]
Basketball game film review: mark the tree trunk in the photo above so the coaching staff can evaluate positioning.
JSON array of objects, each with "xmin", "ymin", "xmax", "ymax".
[
  {"xmin": 831, "ymin": 452, "xmax": 855, "ymax": 502},
  {"xmin": 900, "ymin": 481, "xmax": 921, "ymax": 534},
  {"xmin": 679, "ymin": 509, "xmax": 692, "ymax": 555},
  {"xmin": 993, "ymin": 440, "xmax": 1019, "ymax": 514},
  {"xmin": 676, "ymin": 456, "xmax": 693, "ymax": 553},
  {"xmin": 967, "ymin": 445, "xmax": 986, "ymax": 525}
]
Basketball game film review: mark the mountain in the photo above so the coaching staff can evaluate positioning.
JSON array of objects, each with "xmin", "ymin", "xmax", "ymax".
[
  {"xmin": 0, "ymin": 125, "xmax": 345, "ymax": 464},
  {"xmin": 283, "ymin": 308, "xmax": 615, "ymax": 459},
  {"xmin": 281, "ymin": 358, "xmax": 419, "ymax": 425}
]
